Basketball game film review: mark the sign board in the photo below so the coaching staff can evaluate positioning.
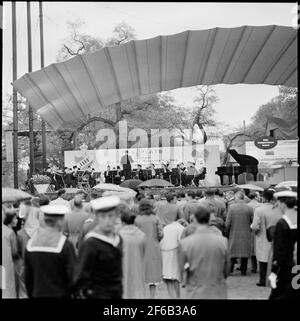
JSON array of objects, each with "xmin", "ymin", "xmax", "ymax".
[
  {"xmin": 254, "ymin": 136, "xmax": 277, "ymax": 150},
  {"xmin": 245, "ymin": 139, "xmax": 298, "ymax": 167},
  {"xmin": 5, "ymin": 130, "xmax": 13, "ymax": 162}
]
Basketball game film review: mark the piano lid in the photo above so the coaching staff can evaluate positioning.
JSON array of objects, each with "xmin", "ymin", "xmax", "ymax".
[{"xmin": 228, "ymin": 149, "xmax": 259, "ymax": 166}]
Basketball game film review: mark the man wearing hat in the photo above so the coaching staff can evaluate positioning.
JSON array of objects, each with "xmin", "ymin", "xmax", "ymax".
[
  {"xmin": 74, "ymin": 196, "xmax": 123, "ymax": 299},
  {"xmin": 24, "ymin": 205, "xmax": 76, "ymax": 298}
]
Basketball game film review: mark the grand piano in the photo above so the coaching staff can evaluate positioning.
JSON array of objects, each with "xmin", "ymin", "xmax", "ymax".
[{"xmin": 215, "ymin": 149, "xmax": 259, "ymax": 185}]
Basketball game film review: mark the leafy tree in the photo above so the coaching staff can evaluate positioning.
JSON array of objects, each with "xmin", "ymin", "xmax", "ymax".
[{"xmin": 221, "ymin": 86, "xmax": 298, "ymax": 165}]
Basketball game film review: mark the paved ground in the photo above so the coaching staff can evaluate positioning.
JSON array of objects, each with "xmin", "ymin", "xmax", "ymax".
[{"xmin": 151, "ymin": 270, "xmax": 271, "ymax": 299}]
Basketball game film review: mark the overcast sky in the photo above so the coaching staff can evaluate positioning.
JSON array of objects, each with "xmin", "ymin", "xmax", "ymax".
[{"xmin": 2, "ymin": 2, "xmax": 297, "ymax": 129}]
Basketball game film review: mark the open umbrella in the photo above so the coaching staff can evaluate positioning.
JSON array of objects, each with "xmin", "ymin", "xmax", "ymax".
[
  {"xmin": 93, "ymin": 183, "xmax": 134, "ymax": 193},
  {"xmin": 275, "ymin": 181, "xmax": 297, "ymax": 189},
  {"xmin": 237, "ymin": 184, "xmax": 264, "ymax": 192},
  {"xmin": 275, "ymin": 181, "xmax": 298, "ymax": 192},
  {"xmin": 2, "ymin": 188, "xmax": 32, "ymax": 203},
  {"xmin": 138, "ymin": 179, "xmax": 174, "ymax": 188},
  {"xmin": 120, "ymin": 179, "xmax": 143, "ymax": 190}
]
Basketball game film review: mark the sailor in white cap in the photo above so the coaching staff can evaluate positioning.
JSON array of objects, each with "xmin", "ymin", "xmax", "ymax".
[
  {"xmin": 268, "ymin": 190, "xmax": 297, "ymax": 300},
  {"xmin": 74, "ymin": 196, "xmax": 123, "ymax": 298},
  {"xmin": 24, "ymin": 205, "xmax": 76, "ymax": 298}
]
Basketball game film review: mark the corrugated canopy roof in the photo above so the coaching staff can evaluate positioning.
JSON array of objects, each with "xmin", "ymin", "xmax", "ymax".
[{"xmin": 13, "ymin": 25, "xmax": 297, "ymax": 129}]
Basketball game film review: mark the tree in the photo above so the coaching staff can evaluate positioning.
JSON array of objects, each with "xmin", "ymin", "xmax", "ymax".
[
  {"xmin": 220, "ymin": 86, "xmax": 298, "ymax": 165},
  {"xmin": 56, "ymin": 20, "xmax": 135, "ymax": 62},
  {"xmin": 246, "ymin": 86, "xmax": 298, "ymax": 136}
]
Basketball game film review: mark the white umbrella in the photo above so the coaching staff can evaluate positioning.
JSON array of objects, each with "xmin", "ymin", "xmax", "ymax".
[
  {"xmin": 2, "ymin": 188, "xmax": 32, "ymax": 203},
  {"xmin": 237, "ymin": 184, "xmax": 264, "ymax": 192},
  {"xmin": 275, "ymin": 181, "xmax": 297, "ymax": 189},
  {"xmin": 93, "ymin": 183, "xmax": 134, "ymax": 193}
]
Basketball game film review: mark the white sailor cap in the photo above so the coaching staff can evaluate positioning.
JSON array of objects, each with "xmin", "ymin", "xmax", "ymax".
[
  {"xmin": 40, "ymin": 204, "xmax": 69, "ymax": 216},
  {"xmin": 274, "ymin": 191, "xmax": 297, "ymax": 198},
  {"xmin": 90, "ymin": 196, "xmax": 121, "ymax": 212}
]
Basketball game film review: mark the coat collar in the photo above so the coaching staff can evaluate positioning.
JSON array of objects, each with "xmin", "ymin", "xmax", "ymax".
[
  {"xmin": 85, "ymin": 231, "xmax": 120, "ymax": 247},
  {"xmin": 27, "ymin": 230, "xmax": 66, "ymax": 253},
  {"xmin": 283, "ymin": 211, "xmax": 297, "ymax": 229}
]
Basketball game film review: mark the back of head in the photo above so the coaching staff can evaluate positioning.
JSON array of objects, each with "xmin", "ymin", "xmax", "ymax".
[
  {"xmin": 166, "ymin": 192, "xmax": 176, "ymax": 203},
  {"xmin": 205, "ymin": 189, "xmax": 215, "ymax": 197},
  {"xmin": 39, "ymin": 194, "xmax": 50, "ymax": 206},
  {"xmin": 73, "ymin": 194, "xmax": 83, "ymax": 208},
  {"xmin": 187, "ymin": 190, "xmax": 196, "ymax": 199},
  {"xmin": 139, "ymin": 198, "xmax": 153, "ymax": 215},
  {"xmin": 235, "ymin": 191, "xmax": 244, "ymax": 201},
  {"xmin": 119, "ymin": 203, "xmax": 136, "ymax": 225},
  {"xmin": 3, "ymin": 208, "xmax": 17, "ymax": 226},
  {"xmin": 262, "ymin": 189, "xmax": 274, "ymax": 202},
  {"xmin": 248, "ymin": 192, "xmax": 257, "ymax": 200},
  {"xmin": 31, "ymin": 197, "xmax": 40, "ymax": 208},
  {"xmin": 57, "ymin": 189, "xmax": 66, "ymax": 198},
  {"xmin": 178, "ymin": 191, "xmax": 185, "ymax": 199},
  {"xmin": 193, "ymin": 206, "xmax": 211, "ymax": 225},
  {"xmin": 90, "ymin": 191, "xmax": 99, "ymax": 200},
  {"xmin": 196, "ymin": 190, "xmax": 203, "ymax": 199},
  {"xmin": 13, "ymin": 201, "xmax": 20, "ymax": 209},
  {"xmin": 136, "ymin": 193, "xmax": 145, "ymax": 202}
]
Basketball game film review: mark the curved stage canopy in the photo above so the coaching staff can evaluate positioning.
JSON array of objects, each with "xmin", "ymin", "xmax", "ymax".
[{"xmin": 13, "ymin": 25, "xmax": 297, "ymax": 129}]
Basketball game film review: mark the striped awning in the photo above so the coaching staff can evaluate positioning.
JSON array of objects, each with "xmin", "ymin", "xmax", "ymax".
[{"xmin": 13, "ymin": 25, "xmax": 297, "ymax": 129}]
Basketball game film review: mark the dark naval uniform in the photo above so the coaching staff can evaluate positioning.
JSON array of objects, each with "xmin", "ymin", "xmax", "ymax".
[
  {"xmin": 24, "ymin": 229, "xmax": 76, "ymax": 298},
  {"xmin": 74, "ymin": 231, "xmax": 123, "ymax": 299},
  {"xmin": 24, "ymin": 204, "xmax": 76, "ymax": 298}
]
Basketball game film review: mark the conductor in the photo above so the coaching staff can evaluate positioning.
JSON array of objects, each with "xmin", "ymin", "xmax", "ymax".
[{"xmin": 120, "ymin": 150, "xmax": 134, "ymax": 180}]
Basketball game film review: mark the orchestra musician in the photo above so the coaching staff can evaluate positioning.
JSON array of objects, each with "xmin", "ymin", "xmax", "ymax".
[
  {"xmin": 114, "ymin": 166, "xmax": 122, "ymax": 185},
  {"xmin": 171, "ymin": 164, "xmax": 181, "ymax": 186},
  {"xmin": 135, "ymin": 164, "xmax": 145, "ymax": 181},
  {"xmin": 161, "ymin": 163, "xmax": 171, "ymax": 181},
  {"xmin": 185, "ymin": 162, "xmax": 198, "ymax": 186},
  {"xmin": 179, "ymin": 162, "xmax": 187, "ymax": 186},
  {"xmin": 64, "ymin": 168, "xmax": 73, "ymax": 188},
  {"xmin": 104, "ymin": 165, "xmax": 112, "ymax": 183},
  {"xmin": 121, "ymin": 150, "xmax": 134, "ymax": 180},
  {"xmin": 71, "ymin": 166, "xmax": 78, "ymax": 188},
  {"xmin": 149, "ymin": 163, "xmax": 157, "ymax": 179},
  {"xmin": 193, "ymin": 167, "xmax": 207, "ymax": 187},
  {"xmin": 89, "ymin": 168, "xmax": 97, "ymax": 187}
]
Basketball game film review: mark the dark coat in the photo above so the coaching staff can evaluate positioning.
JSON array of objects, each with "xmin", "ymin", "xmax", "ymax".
[{"xmin": 226, "ymin": 200, "xmax": 253, "ymax": 258}]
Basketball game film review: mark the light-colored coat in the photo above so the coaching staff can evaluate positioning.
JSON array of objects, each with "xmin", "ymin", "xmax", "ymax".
[
  {"xmin": 247, "ymin": 199, "xmax": 262, "ymax": 256},
  {"xmin": 2, "ymin": 224, "xmax": 17, "ymax": 298},
  {"xmin": 135, "ymin": 214, "xmax": 163, "ymax": 284},
  {"xmin": 226, "ymin": 201, "xmax": 253, "ymax": 258},
  {"xmin": 251, "ymin": 203, "xmax": 278, "ymax": 262},
  {"xmin": 179, "ymin": 225, "xmax": 228, "ymax": 299},
  {"xmin": 119, "ymin": 225, "xmax": 146, "ymax": 299}
]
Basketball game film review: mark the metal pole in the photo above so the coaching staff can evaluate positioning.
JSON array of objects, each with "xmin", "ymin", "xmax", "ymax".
[
  {"xmin": 12, "ymin": 2, "xmax": 18, "ymax": 188},
  {"xmin": 27, "ymin": 2, "xmax": 35, "ymax": 176},
  {"xmin": 39, "ymin": 2, "xmax": 47, "ymax": 170}
]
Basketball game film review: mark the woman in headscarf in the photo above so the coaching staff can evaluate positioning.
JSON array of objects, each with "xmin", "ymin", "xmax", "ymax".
[
  {"xmin": 135, "ymin": 199, "xmax": 164, "ymax": 299},
  {"xmin": 268, "ymin": 191, "xmax": 297, "ymax": 300}
]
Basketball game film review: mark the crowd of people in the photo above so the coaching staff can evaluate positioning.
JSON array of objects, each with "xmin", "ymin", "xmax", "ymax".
[{"xmin": 2, "ymin": 186, "xmax": 297, "ymax": 299}]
